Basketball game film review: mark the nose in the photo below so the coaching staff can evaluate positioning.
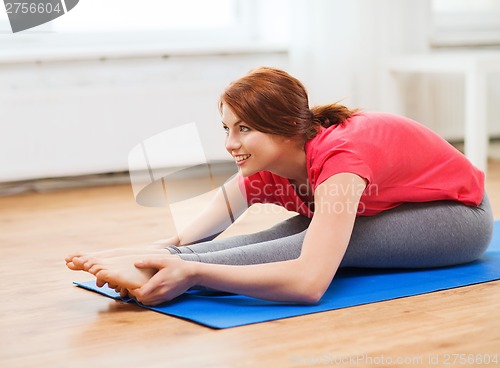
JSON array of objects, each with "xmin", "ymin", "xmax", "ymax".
[{"xmin": 225, "ymin": 131, "xmax": 241, "ymax": 152}]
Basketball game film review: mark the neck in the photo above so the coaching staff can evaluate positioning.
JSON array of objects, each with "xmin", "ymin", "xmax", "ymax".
[{"xmin": 271, "ymin": 144, "xmax": 308, "ymax": 184}]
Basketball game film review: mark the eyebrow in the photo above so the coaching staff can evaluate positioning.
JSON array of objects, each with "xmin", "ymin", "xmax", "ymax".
[{"xmin": 221, "ymin": 120, "xmax": 242, "ymax": 126}]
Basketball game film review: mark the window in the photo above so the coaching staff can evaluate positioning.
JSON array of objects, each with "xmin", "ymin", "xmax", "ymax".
[
  {"xmin": 53, "ymin": 0, "xmax": 239, "ymax": 33},
  {"xmin": 0, "ymin": 0, "xmax": 262, "ymax": 51},
  {"xmin": 431, "ymin": 0, "xmax": 500, "ymax": 47}
]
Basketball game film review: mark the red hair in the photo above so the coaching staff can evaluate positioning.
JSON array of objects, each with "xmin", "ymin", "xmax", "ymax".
[{"xmin": 220, "ymin": 67, "xmax": 358, "ymax": 141}]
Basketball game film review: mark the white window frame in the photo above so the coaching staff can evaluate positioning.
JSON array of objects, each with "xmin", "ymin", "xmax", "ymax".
[
  {"xmin": 430, "ymin": 0, "xmax": 500, "ymax": 47},
  {"xmin": 0, "ymin": 0, "xmax": 288, "ymax": 58}
]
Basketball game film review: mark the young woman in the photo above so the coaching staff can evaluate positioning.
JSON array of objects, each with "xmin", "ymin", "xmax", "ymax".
[{"xmin": 66, "ymin": 67, "xmax": 493, "ymax": 306}]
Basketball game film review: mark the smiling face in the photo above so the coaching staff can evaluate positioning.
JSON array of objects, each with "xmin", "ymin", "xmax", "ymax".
[{"xmin": 221, "ymin": 103, "xmax": 299, "ymax": 178}]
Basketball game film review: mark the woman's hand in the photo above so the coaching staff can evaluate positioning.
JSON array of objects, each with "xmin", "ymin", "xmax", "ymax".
[
  {"xmin": 130, "ymin": 256, "xmax": 198, "ymax": 306},
  {"xmin": 103, "ymin": 284, "xmax": 131, "ymax": 299}
]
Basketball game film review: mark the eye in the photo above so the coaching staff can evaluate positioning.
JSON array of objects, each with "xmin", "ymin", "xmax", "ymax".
[
  {"xmin": 222, "ymin": 125, "xmax": 229, "ymax": 135},
  {"xmin": 239, "ymin": 125, "xmax": 251, "ymax": 133}
]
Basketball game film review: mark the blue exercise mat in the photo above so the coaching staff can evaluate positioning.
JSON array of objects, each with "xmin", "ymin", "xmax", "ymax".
[{"xmin": 75, "ymin": 221, "xmax": 500, "ymax": 329}]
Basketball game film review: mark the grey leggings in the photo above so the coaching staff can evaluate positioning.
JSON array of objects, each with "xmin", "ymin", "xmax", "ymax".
[{"xmin": 167, "ymin": 196, "xmax": 494, "ymax": 268}]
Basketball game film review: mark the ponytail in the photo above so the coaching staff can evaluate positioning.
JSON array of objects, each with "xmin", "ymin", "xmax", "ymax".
[{"xmin": 310, "ymin": 103, "xmax": 358, "ymax": 130}]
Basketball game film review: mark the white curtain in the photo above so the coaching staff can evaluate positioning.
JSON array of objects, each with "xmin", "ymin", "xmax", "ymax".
[{"xmin": 288, "ymin": 0, "xmax": 431, "ymax": 110}]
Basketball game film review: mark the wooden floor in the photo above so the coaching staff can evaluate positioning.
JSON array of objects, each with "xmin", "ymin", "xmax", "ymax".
[{"xmin": 1, "ymin": 161, "xmax": 500, "ymax": 368}]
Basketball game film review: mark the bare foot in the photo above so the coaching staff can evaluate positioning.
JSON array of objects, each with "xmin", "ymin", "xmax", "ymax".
[
  {"xmin": 86, "ymin": 255, "xmax": 169, "ymax": 290},
  {"xmin": 66, "ymin": 247, "xmax": 170, "ymax": 271}
]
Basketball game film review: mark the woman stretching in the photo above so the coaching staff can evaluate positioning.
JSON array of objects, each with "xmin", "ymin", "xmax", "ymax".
[{"xmin": 66, "ymin": 67, "xmax": 493, "ymax": 306}]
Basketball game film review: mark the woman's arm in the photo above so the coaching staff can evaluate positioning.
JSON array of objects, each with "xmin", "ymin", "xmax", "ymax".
[
  {"xmin": 133, "ymin": 173, "xmax": 366, "ymax": 305},
  {"xmin": 154, "ymin": 174, "xmax": 248, "ymax": 247},
  {"xmin": 178, "ymin": 174, "xmax": 248, "ymax": 245}
]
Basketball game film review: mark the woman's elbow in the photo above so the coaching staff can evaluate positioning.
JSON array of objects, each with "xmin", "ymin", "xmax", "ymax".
[
  {"xmin": 293, "ymin": 279, "xmax": 329, "ymax": 305},
  {"xmin": 288, "ymin": 260, "xmax": 333, "ymax": 304},
  {"xmin": 297, "ymin": 291, "xmax": 323, "ymax": 305}
]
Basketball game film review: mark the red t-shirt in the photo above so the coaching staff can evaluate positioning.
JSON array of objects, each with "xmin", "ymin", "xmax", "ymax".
[{"xmin": 239, "ymin": 112, "xmax": 484, "ymax": 217}]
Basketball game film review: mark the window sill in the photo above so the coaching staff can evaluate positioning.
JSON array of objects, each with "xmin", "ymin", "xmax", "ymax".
[{"xmin": 0, "ymin": 40, "xmax": 289, "ymax": 64}]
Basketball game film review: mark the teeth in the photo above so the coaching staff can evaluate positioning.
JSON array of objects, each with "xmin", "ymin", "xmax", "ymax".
[{"xmin": 235, "ymin": 154, "xmax": 251, "ymax": 162}]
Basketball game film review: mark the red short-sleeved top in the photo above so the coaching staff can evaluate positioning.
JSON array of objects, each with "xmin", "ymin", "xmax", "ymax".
[{"xmin": 239, "ymin": 112, "xmax": 485, "ymax": 218}]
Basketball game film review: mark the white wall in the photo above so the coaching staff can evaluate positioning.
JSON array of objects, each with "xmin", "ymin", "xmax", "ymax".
[
  {"xmin": 2, "ymin": 0, "xmax": 500, "ymax": 182},
  {"xmin": 0, "ymin": 51, "xmax": 288, "ymax": 182}
]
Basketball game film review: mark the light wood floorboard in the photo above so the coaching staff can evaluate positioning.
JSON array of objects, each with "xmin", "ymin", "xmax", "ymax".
[{"xmin": 1, "ymin": 161, "xmax": 499, "ymax": 367}]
